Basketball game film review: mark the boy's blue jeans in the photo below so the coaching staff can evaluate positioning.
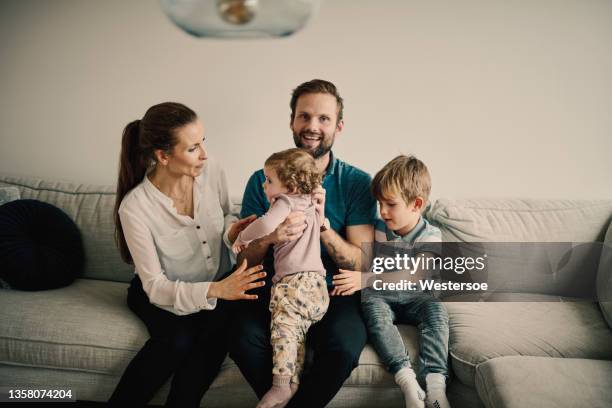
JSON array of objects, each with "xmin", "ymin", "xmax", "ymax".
[{"xmin": 361, "ymin": 289, "xmax": 449, "ymax": 381}]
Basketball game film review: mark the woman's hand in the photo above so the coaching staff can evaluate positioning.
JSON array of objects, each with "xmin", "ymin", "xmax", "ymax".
[
  {"xmin": 331, "ymin": 269, "xmax": 362, "ymax": 296},
  {"xmin": 268, "ymin": 211, "xmax": 307, "ymax": 244},
  {"xmin": 228, "ymin": 214, "xmax": 257, "ymax": 244},
  {"xmin": 312, "ymin": 186, "xmax": 326, "ymax": 224},
  {"xmin": 208, "ymin": 260, "xmax": 266, "ymax": 300}
]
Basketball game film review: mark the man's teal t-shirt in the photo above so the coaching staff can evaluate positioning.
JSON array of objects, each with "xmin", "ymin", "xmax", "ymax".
[{"xmin": 240, "ymin": 151, "xmax": 377, "ymax": 285}]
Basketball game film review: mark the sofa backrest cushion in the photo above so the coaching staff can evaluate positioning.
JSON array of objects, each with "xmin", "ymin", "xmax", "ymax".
[
  {"xmin": 426, "ymin": 198, "xmax": 612, "ymax": 242},
  {"xmin": 0, "ymin": 176, "xmax": 132, "ymax": 282},
  {"xmin": 0, "ymin": 186, "xmax": 20, "ymax": 206},
  {"xmin": 597, "ymin": 221, "xmax": 612, "ymax": 328},
  {"xmin": 425, "ymin": 199, "xmax": 612, "ymax": 297}
]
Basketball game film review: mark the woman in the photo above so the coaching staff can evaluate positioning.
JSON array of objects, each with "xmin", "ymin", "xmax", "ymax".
[{"xmin": 108, "ymin": 102, "xmax": 264, "ymax": 407}]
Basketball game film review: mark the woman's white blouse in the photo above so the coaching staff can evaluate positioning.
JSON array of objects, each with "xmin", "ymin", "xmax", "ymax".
[{"xmin": 118, "ymin": 158, "xmax": 238, "ymax": 315}]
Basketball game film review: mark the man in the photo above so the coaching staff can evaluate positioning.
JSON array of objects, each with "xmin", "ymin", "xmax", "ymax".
[{"xmin": 229, "ymin": 79, "xmax": 376, "ymax": 408}]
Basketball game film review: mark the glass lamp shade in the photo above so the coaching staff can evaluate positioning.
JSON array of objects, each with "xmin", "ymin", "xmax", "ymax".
[{"xmin": 159, "ymin": 0, "xmax": 321, "ymax": 38}]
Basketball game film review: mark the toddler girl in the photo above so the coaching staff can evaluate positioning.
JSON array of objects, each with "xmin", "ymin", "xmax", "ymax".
[{"xmin": 233, "ymin": 148, "xmax": 329, "ymax": 408}]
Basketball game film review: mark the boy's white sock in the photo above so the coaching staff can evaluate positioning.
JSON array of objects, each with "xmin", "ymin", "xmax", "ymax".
[
  {"xmin": 425, "ymin": 373, "xmax": 451, "ymax": 408},
  {"xmin": 395, "ymin": 367, "xmax": 426, "ymax": 408}
]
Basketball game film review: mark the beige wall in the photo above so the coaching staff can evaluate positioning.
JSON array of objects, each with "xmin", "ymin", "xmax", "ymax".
[{"xmin": 1, "ymin": 0, "xmax": 611, "ymax": 200}]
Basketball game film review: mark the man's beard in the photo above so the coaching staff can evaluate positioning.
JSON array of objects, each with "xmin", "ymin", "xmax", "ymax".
[{"xmin": 293, "ymin": 130, "xmax": 335, "ymax": 159}]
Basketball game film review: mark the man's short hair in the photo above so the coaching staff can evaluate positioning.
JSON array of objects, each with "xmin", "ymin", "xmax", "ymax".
[
  {"xmin": 372, "ymin": 155, "xmax": 431, "ymax": 206},
  {"xmin": 290, "ymin": 79, "xmax": 344, "ymax": 123}
]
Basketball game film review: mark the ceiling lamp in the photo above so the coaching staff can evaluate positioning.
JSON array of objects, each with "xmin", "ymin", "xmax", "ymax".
[{"xmin": 159, "ymin": 0, "xmax": 322, "ymax": 38}]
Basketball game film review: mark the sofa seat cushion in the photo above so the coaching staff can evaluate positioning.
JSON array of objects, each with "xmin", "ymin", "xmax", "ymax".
[
  {"xmin": 0, "ymin": 278, "xmax": 418, "ymax": 388},
  {"xmin": 0, "ymin": 279, "xmax": 144, "ymax": 373},
  {"xmin": 475, "ymin": 356, "xmax": 612, "ymax": 408},
  {"xmin": 445, "ymin": 297, "xmax": 612, "ymax": 386}
]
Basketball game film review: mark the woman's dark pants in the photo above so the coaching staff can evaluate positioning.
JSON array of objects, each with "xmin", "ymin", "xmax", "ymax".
[{"xmin": 108, "ymin": 276, "xmax": 229, "ymax": 408}]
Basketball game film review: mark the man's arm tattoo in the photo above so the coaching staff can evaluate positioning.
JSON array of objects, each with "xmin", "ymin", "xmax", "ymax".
[{"xmin": 327, "ymin": 241, "xmax": 357, "ymax": 270}]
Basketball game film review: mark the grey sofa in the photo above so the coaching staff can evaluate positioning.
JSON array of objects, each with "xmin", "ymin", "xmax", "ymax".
[{"xmin": 1, "ymin": 175, "xmax": 611, "ymax": 408}]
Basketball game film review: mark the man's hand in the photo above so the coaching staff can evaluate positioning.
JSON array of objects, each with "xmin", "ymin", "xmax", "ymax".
[
  {"xmin": 228, "ymin": 214, "xmax": 257, "ymax": 244},
  {"xmin": 331, "ymin": 269, "xmax": 362, "ymax": 296},
  {"xmin": 312, "ymin": 186, "xmax": 326, "ymax": 224},
  {"xmin": 268, "ymin": 211, "xmax": 307, "ymax": 244},
  {"xmin": 235, "ymin": 212, "xmax": 304, "ymax": 267}
]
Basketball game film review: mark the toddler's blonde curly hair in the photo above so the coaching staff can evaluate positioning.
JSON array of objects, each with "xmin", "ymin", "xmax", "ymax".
[{"xmin": 265, "ymin": 148, "xmax": 322, "ymax": 194}]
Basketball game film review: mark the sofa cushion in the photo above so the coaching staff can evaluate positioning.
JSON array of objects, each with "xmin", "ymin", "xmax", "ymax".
[
  {"xmin": 0, "ymin": 176, "xmax": 132, "ymax": 282},
  {"xmin": 426, "ymin": 199, "xmax": 612, "ymax": 299},
  {"xmin": 0, "ymin": 186, "xmax": 20, "ymax": 206},
  {"xmin": 0, "ymin": 279, "xmax": 141, "ymax": 373},
  {"xmin": 445, "ymin": 297, "xmax": 612, "ymax": 387},
  {"xmin": 0, "ymin": 199, "xmax": 84, "ymax": 290},
  {"xmin": 475, "ymin": 356, "xmax": 612, "ymax": 408},
  {"xmin": 0, "ymin": 278, "xmax": 417, "ymax": 387},
  {"xmin": 597, "ymin": 220, "xmax": 612, "ymax": 328},
  {"xmin": 426, "ymin": 199, "xmax": 612, "ymax": 242},
  {"xmin": 0, "ymin": 186, "xmax": 21, "ymax": 289}
]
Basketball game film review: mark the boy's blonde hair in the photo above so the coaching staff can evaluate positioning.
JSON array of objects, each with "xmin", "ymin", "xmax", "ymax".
[
  {"xmin": 265, "ymin": 148, "xmax": 322, "ymax": 194},
  {"xmin": 372, "ymin": 155, "xmax": 431, "ymax": 207}
]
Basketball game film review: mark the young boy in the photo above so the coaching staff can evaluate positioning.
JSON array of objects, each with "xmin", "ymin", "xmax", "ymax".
[{"xmin": 362, "ymin": 155, "xmax": 451, "ymax": 408}]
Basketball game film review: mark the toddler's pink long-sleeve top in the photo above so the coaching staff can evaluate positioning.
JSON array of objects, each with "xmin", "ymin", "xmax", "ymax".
[{"xmin": 235, "ymin": 194, "xmax": 325, "ymax": 283}]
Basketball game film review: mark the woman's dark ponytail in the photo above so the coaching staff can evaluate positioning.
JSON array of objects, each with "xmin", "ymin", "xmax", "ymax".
[
  {"xmin": 113, "ymin": 102, "xmax": 197, "ymax": 264},
  {"xmin": 114, "ymin": 120, "xmax": 146, "ymax": 264}
]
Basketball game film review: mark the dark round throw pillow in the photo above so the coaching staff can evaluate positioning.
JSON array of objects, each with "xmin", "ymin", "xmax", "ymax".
[{"xmin": 0, "ymin": 199, "xmax": 84, "ymax": 290}]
